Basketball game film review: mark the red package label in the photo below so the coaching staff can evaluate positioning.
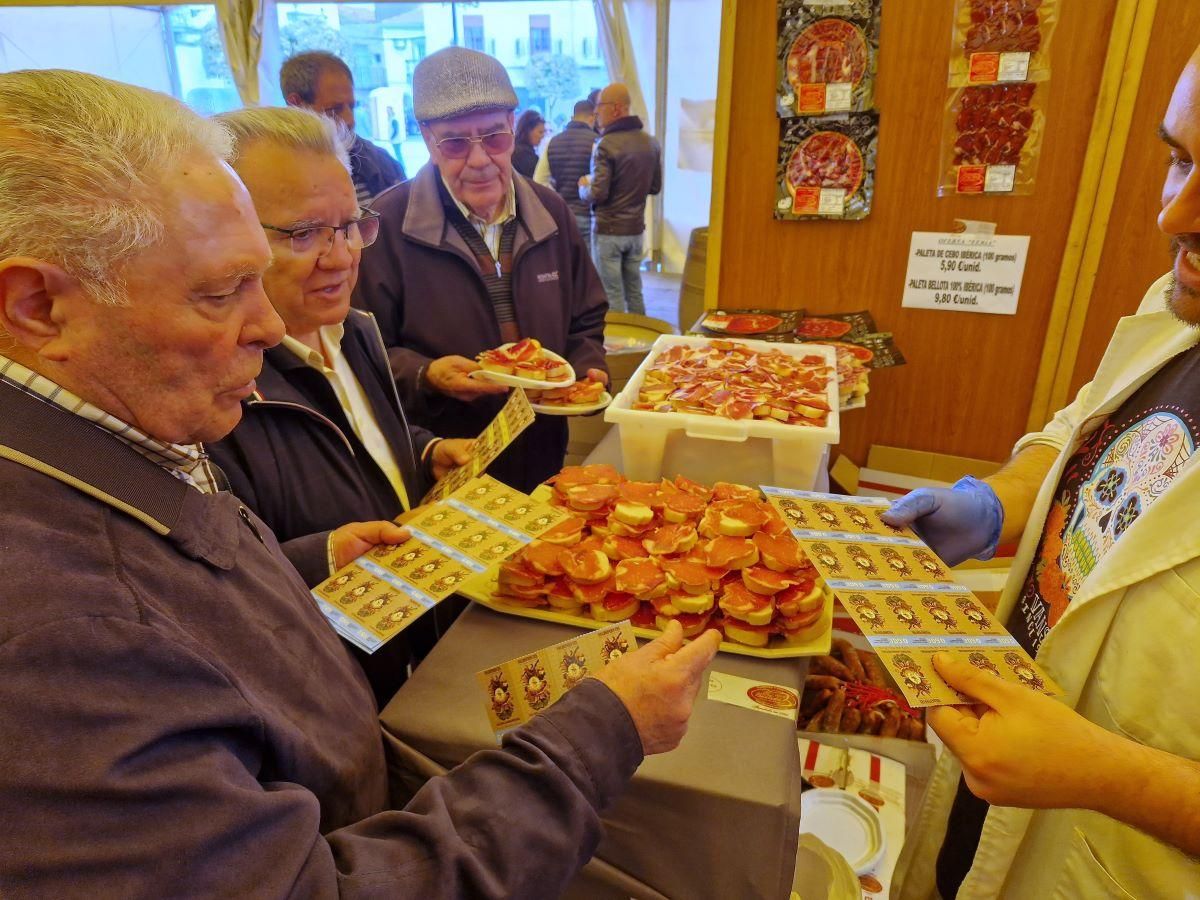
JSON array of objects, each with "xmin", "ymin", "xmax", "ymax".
[
  {"xmin": 797, "ymin": 83, "xmax": 828, "ymax": 113},
  {"xmin": 956, "ymin": 165, "xmax": 987, "ymax": 193},
  {"xmin": 791, "ymin": 185, "xmax": 821, "ymax": 215},
  {"xmin": 968, "ymin": 52, "xmax": 1001, "ymax": 83}
]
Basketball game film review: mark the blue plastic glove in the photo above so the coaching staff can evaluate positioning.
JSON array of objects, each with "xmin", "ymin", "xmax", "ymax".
[{"xmin": 880, "ymin": 476, "xmax": 1003, "ymax": 567}]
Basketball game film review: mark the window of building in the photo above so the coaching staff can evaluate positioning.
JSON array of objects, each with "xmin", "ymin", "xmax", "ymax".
[
  {"xmin": 529, "ymin": 14, "xmax": 551, "ymax": 55},
  {"xmin": 463, "ymin": 14, "xmax": 484, "ymax": 53}
]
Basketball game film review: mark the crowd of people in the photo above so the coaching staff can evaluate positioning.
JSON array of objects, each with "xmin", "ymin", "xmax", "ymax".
[{"xmin": 1, "ymin": 36, "xmax": 1198, "ymax": 900}]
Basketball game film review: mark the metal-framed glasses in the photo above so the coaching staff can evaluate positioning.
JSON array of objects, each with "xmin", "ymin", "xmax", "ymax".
[
  {"xmin": 261, "ymin": 209, "xmax": 381, "ymax": 257},
  {"xmin": 434, "ymin": 130, "xmax": 514, "ymax": 159}
]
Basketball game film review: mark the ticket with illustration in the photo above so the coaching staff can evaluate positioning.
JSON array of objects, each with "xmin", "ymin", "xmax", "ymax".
[{"xmin": 422, "ymin": 388, "xmax": 535, "ymax": 504}]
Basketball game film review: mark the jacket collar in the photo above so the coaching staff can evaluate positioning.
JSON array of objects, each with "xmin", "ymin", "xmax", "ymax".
[
  {"xmin": 0, "ymin": 379, "xmax": 240, "ymax": 569},
  {"xmin": 402, "ymin": 163, "xmax": 558, "ymax": 252},
  {"xmin": 564, "ymin": 120, "xmax": 596, "ymax": 133},
  {"xmin": 602, "ymin": 115, "xmax": 644, "ymax": 136}
]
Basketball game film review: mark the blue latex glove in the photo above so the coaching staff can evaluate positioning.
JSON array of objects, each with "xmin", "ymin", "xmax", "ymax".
[{"xmin": 880, "ymin": 476, "xmax": 1003, "ymax": 566}]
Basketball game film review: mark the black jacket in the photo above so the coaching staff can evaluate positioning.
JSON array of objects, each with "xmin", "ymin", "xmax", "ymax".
[
  {"xmin": 208, "ymin": 309, "xmax": 441, "ymax": 707},
  {"xmin": 581, "ymin": 116, "xmax": 662, "ymax": 236},
  {"xmin": 512, "ymin": 142, "xmax": 539, "ymax": 179},
  {"xmin": 547, "ymin": 120, "xmax": 599, "ymax": 217},
  {"xmin": 351, "ymin": 134, "xmax": 406, "ymax": 201}
]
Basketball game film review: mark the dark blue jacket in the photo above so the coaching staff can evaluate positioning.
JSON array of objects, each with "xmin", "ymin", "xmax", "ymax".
[{"xmin": 546, "ymin": 120, "xmax": 599, "ymax": 217}]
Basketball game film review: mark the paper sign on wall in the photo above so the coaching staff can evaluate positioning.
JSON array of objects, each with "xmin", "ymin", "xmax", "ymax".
[{"xmin": 901, "ymin": 231, "xmax": 1030, "ymax": 315}]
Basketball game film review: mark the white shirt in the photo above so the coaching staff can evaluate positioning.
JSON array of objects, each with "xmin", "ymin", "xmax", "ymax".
[
  {"xmin": 441, "ymin": 171, "xmax": 517, "ymax": 262},
  {"xmin": 280, "ymin": 326, "xmax": 410, "ymax": 511},
  {"xmin": 532, "ymin": 149, "xmax": 553, "ymax": 188}
]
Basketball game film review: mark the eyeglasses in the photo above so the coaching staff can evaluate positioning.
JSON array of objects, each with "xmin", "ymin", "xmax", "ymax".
[
  {"xmin": 261, "ymin": 209, "xmax": 381, "ymax": 257},
  {"xmin": 433, "ymin": 130, "xmax": 514, "ymax": 159}
]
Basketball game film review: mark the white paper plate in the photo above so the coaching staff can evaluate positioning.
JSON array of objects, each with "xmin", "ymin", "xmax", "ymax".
[
  {"xmin": 470, "ymin": 344, "xmax": 575, "ymax": 390},
  {"xmin": 798, "ymin": 789, "xmax": 886, "ymax": 875},
  {"xmin": 529, "ymin": 391, "xmax": 613, "ymax": 416}
]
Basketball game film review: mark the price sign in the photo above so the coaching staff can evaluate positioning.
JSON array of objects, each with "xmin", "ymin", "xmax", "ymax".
[{"xmin": 901, "ymin": 231, "xmax": 1030, "ymax": 315}]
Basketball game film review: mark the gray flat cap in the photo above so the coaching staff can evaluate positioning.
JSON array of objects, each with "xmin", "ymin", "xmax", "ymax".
[{"xmin": 412, "ymin": 47, "xmax": 518, "ymax": 123}]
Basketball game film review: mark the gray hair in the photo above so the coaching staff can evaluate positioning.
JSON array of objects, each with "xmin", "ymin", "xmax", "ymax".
[
  {"xmin": 280, "ymin": 51, "xmax": 353, "ymax": 104},
  {"xmin": 216, "ymin": 106, "xmax": 351, "ymax": 174},
  {"xmin": 0, "ymin": 69, "xmax": 232, "ymax": 306}
]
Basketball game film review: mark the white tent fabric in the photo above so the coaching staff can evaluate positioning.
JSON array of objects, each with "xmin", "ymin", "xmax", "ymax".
[{"xmin": 592, "ymin": 0, "xmax": 651, "ymax": 124}]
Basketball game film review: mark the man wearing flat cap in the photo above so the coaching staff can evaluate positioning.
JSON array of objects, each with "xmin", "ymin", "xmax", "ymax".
[{"xmin": 354, "ymin": 47, "xmax": 609, "ymax": 493}]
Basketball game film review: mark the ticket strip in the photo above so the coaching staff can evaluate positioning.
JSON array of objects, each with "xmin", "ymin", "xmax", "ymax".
[
  {"xmin": 421, "ymin": 387, "xmax": 536, "ymax": 504},
  {"xmin": 312, "ymin": 475, "xmax": 565, "ymax": 654},
  {"xmin": 476, "ymin": 621, "xmax": 638, "ymax": 738},
  {"xmin": 763, "ymin": 487, "xmax": 1061, "ymax": 707}
]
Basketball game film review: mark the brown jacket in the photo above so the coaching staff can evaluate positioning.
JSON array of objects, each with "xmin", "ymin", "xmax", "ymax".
[
  {"xmin": 0, "ymin": 379, "xmax": 642, "ymax": 897},
  {"xmin": 581, "ymin": 116, "xmax": 662, "ymax": 236},
  {"xmin": 353, "ymin": 164, "xmax": 608, "ymax": 492}
]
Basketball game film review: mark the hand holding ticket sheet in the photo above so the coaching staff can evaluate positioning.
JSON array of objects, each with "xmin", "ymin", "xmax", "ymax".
[
  {"xmin": 422, "ymin": 388, "xmax": 536, "ymax": 504},
  {"xmin": 762, "ymin": 488, "xmax": 1061, "ymax": 708}
]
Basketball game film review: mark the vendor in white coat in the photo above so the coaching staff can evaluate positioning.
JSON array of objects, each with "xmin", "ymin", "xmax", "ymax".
[{"xmin": 883, "ymin": 48, "xmax": 1200, "ymax": 900}]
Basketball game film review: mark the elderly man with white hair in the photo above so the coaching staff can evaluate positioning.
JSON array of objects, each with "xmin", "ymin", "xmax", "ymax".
[
  {"xmin": 354, "ymin": 47, "xmax": 609, "ymax": 493},
  {"xmin": 0, "ymin": 70, "xmax": 719, "ymax": 897}
]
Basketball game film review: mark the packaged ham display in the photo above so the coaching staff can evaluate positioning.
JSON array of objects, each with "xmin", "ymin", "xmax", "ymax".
[
  {"xmin": 776, "ymin": 112, "xmax": 879, "ymax": 220},
  {"xmin": 692, "ymin": 308, "xmax": 802, "ymax": 336},
  {"xmin": 948, "ymin": 0, "xmax": 1059, "ymax": 86},
  {"xmin": 776, "ymin": 0, "xmax": 880, "ymax": 117},
  {"xmin": 938, "ymin": 82, "xmax": 1045, "ymax": 196}
]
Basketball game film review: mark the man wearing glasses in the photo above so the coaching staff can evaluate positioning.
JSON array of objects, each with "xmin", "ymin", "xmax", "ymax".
[
  {"xmin": 207, "ymin": 107, "xmax": 474, "ymax": 707},
  {"xmin": 354, "ymin": 47, "xmax": 609, "ymax": 493}
]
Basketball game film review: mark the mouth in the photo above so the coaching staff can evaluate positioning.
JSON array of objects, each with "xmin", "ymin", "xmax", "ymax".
[
  {"xmin": 310, "ymin": 280, "xmax": 350, "ymax": 298},
  {"xmin": 224, "ymin": 378, "xmax": 257, "ymax": 400}
]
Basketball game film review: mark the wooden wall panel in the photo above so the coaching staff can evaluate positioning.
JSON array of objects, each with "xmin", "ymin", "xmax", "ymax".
[
  {"xmin": 1067, "ymin": 0, "xmax": 1200, "ymax": 397},
  {"xmin": 715, "ymin": 0, "xmax": 1117, "ymax": 464}
]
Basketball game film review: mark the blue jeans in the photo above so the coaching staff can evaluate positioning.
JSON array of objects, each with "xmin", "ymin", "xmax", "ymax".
[
  {"xmin": 574, "ymin": 212, "xmax": 592, "ymax": 249},
  {"xmin": 594, "ymin": 232, "xmax": 645, "ymax": 315}
]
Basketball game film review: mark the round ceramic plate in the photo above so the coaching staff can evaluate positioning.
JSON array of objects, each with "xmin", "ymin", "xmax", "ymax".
[
  {"xmin": 798, "ymin": 789, "xmax": 886, "ymax": 875},
  {"xmin": 529, "ymin": 391, "xmax": 613, "ymax": 416},
  {"xmin": 469, "ymin": 345, "xmax": 575, "ymax": 390}
]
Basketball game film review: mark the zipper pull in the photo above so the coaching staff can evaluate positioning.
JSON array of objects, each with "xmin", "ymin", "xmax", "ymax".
[
  {"xmin": 238, "ymin": 506, "xmax": 265, "ymax": 544},
  {"xmin": 495, "ymin": 259, "xmax": 502, "ymax": 278}
]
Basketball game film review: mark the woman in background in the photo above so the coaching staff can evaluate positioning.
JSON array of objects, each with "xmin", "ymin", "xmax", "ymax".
[{"xmin": 512, "ymin": 109, "xmax": 546, "ymax": 178}]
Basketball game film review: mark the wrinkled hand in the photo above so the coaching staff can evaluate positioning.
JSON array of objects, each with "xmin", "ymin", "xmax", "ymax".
[
  {"xmin": 881, "ymin": 476, "xmax": 1003, "ymax": 566},
  {"xmin": 431, "ymin": 438, "xmax": 475, "ymax": 479},
  {"xmin": 585, "ymin": 368, "xmax": 609, "ymax": 387},
  {"xmin": 425, "ymin": 355, "xmax": 510, "ymax": 403},
  {"xmin": 929, "ymin": 652, "xmax": 1112, "ymax": 810},
  {"xmin": 330, "ymin": 521, "xmax": 410, "ymax": 570},
  {"xmin": 593, "ymin": 621, "xmax": 722, "ymax": 755}
]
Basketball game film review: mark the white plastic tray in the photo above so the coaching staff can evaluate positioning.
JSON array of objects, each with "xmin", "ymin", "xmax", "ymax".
[{"xmin": 603, "ymin": 335, "xmax": 840, "ymax": 488}]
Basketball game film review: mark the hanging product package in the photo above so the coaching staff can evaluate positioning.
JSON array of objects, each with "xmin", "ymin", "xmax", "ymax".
[
  {"xmin": 937, "ymin": 82, "xmax": 1045, "ymax": 197},
  {"xmin": 948, "ymin": 0, "xmax": 1059, "ymax": 86},
  {"xmin": 776, "ymin": 0, "xmax": 881, "ymax": 117},
  {"xmin": 776, "ymin": 112, "xmax": 879, "ymax": 221}
]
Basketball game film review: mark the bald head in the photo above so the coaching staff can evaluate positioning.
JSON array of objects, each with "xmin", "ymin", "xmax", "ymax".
[{"xmin": 596, "ymin": 83, "xmax": 632, "ymax": 130}]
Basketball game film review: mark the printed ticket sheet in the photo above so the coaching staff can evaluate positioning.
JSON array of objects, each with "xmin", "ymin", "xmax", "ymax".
[
  {"xmin": 422, "ymin": 387, "xmax": 536, "ymax": 504},
  {"xmin": 477, "ymin": 621, "xmax": 638, "ymax": 736},
  {"xmin": 312, "ymin": 475, "xmax": 565, "ymax": 654},
  {"xmin": 706, "ymin": 671, "xmax": 800, "ymax": 722},
  {"xmin": 762, "ymin": 487, "xmax": 1061, "ymax": 708}
]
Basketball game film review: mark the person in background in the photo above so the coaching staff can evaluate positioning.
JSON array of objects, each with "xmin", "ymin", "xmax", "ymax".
[
  {"xmin": 885, "ymin": 44, "xmax": 1200, "ymax": 900},
  {"xmin": 511, "ymin": 109, "xmax": 545, "ymax": 178},
  {"xmin": 580, "ymin": 82, "xmax": 661, "ymax": 316},
  {"xmin": 535, "ymin": 99, "xmax": 599, "ymax": 248},
  {"xmin": 587, "ymin": 87, "xmax": 602, "ymax": 126},
  {"xmin": 0, "ymin": 68, "xmax": 722, "ymax": 898},
  {"xmin": 354, "ymin": 47, "xmax": 608, "ymax": 493},
  {"xmin": 207, "ymin": 107, "xmax": 473, "ymax": 708},
  {"xmin": 387, "ymin": 104, "xmax": 404, "ymax": 163},
  {"xmin": 281, "ymin": 50, "xmax": 406, "ymax": 202}
]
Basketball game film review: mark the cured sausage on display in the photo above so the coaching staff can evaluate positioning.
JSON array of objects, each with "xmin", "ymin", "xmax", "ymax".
[
  {"xmin": 939, "ymin": 82, "xmax": 1044, "ymax": 196},
  {"xmin": 776, "ymin": 0, "xmax": 880, "ymax": 117}
]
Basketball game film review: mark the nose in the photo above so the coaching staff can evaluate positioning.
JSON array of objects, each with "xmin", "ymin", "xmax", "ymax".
[
  {"xmin": 241, "ymin": 279, "xmax": 285, "ymax": 349},
  {"xmin": 465, "ymin": 138, "xmax": 492, "ymax": 168},
  {"xmin": 1160, "ymin": 167, "xmax": 1200, "ymax": 238},
  {"xmin": 318, "ymin": 228, "xmax": 356, "ymax": 269}
]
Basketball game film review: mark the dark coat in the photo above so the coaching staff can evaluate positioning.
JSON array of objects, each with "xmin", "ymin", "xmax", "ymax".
[
  {"xmin": 207, "ymin": 309, "xmax": 441, "ymax": 708},
  {"xmin": 353, "ymin": 164, "xmax": 609, "ymax": 492},
  {"xmin": 511, "ymin": 142, "xmax": 539, "ymax": 178},
  {"xmin": 0, "ymin": 377, "xmax": 642, "ymax": 897},
  {"xmin": 547, "ymin": 120, "xmax": 599, "ymax": 217},
  {"xmin": 351, "ymin": 134, "xmax": 406, "ymax": 199},
  {"xmin": 582, "ymin": 115, "xmax": 662, "ymax": 236}
]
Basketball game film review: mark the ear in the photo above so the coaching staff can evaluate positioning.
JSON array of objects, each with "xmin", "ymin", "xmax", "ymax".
[
  {"xmin": 0, "ymin": 258, "xmax": 81, "ymax": 360},
  {"xmin": 285, "ymin": 92, "xmax": 304, "ymax": 109},
  {"xmin": 419, "ymin": 124, "xmax": 438, "ymax": 157}
]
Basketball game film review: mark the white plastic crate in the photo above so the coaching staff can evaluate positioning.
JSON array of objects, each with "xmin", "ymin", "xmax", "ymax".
[{"xmin": 604, "ymin": 335, "xmax": 840, "ymax": 489}]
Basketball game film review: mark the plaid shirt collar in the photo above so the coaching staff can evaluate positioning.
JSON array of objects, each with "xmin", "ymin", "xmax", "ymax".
[{"xmin": 0, "ymin": 355, "xmax": 220, "ymax": 495}]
